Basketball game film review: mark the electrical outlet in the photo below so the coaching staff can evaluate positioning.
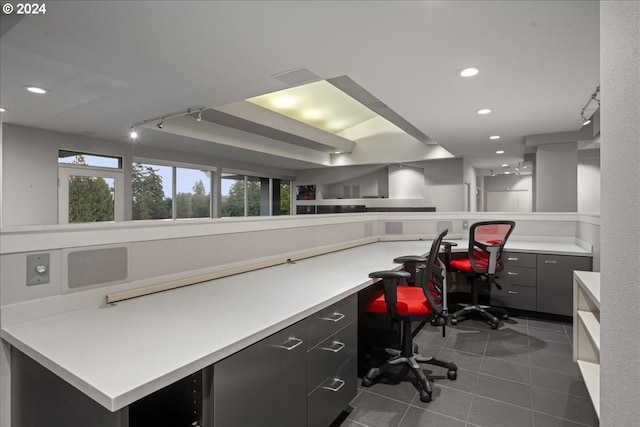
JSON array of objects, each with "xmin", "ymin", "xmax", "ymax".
[
  {"xmin": 462, "ymin": 220, "xmax": 469, "ymax": 230},
  {"xmin": 27, "ymin": 253, "xmax": 50, "ymax": 286}
]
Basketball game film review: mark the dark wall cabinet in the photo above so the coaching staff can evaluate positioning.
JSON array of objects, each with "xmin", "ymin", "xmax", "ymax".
[{"xmin": 492, "ymin": 251, "xmax": 592, "ymax": 316}]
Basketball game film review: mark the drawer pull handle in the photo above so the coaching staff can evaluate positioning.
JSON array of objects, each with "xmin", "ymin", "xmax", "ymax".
[
  {"xmin": 273, "ymin": 337, "xmax": 303, "ymax": 351},
  {"xmin": 322, "ymin": 312, "xmax": 345, "ymax": 323},
  {"xmin": 508, "ymin": 290, "xmax": 519, "ymax": 295},
  {"xmin": 321, "ymin": 341, "xmax": 346, "ymax": 353},
  {"xmin": 544, "ymin": 260, "xmax": 557, "ymax": 264},
  {"xmin": 322, "ymin": 378, "xmax": 345, "ymax": 392},
  {"xmin": 507, "ymin": 257, "xmax": 519, "ymax": 261},
  {"xmin": 507, "ymin": 272, "xmax": 519, "ymax": 276}
]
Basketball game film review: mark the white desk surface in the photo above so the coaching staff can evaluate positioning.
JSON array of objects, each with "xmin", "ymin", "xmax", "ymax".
[{"xmin": 1, "ymin": 239, "xmax": 591, "ymax": 412}]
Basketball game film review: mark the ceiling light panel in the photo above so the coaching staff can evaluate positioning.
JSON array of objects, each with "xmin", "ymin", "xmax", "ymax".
[
  {"xmin": 247, "ymin": 80, "xmax": 377, "ymax": 135},
  {"xmin": 476, "ymin": 108, "xmax": 492, "ymax": 115},
  {"xmin": 459, "ymin": 67, "xmax": 479, "ymax": 77}
]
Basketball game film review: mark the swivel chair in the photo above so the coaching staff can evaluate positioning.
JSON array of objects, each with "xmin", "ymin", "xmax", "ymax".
[
  {"xmin": 446, "ymin": 220, "xmax": 515, "ymax": 329},
  {"xmin": 361, "ymin": 229, "xmax": 458, "ymax": 402}
]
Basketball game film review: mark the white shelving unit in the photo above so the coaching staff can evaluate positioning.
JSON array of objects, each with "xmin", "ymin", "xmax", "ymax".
[{"xmin": 573, "ymin": 270, "xmax": 600, "ymax": 419}]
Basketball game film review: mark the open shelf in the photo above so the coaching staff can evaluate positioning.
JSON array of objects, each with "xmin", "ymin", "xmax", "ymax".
[{"xmin": 573, "ymin": 271, "xmax": 600, "ymax": 419}]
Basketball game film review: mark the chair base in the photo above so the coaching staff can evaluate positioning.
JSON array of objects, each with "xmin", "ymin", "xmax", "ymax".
[
  {"xmin": 450, "ymin": 304, "xmax": 508, "ymax": 329},
  {"xmin": 361, "ymin": 347, "xmax": 458, "ymax": 402}
]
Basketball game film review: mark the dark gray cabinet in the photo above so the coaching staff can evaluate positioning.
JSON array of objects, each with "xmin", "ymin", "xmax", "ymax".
[
  {"xmin": 306, "ymin": 295, "xmax": 357, "ymax": 427},
  {"xmin": 213, "ymin": 320, "xmax": 307, "ymax": 427},
  {"xmin": 212, "ymin": 295, "xmax": 357, "ymax": 427},
  {"xmin": 491, "ymin": 251, "xmax": 537, "ymax": 311},
  {"xmin": 492, "ymin": 252, "xmax": 592, "ymax": 316},
  {"xmin": 537, "ymin": 254, "xmax": 592, "ymax": 316}
]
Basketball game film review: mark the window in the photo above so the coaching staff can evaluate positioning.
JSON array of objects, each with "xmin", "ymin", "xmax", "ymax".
[
  {"xmin": 58, "ymin": 152, "xmax": 124, "ymax": 224},
  {"xmin": 176, "ymin": 168, "xmax": 211, "ymax": 219},
  {"xmin": 132, "ymin": 163, "xmax": 172, "ymax": 220},
  {"xmin": 221, "ymin": 173, "xmax": 291, "ymax": 217},
  {"xmin": 133, "ymin": 162, "xmax": 214, "ymax": 220},
  {"xmin": 221, "ymin": 174, "xmax": 245, "ymax": 217}
]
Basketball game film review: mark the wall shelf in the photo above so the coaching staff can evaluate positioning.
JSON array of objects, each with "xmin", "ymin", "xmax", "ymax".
[{"xmin": 573, "ymin": 270, "xmax": 600, "ymax": 419}]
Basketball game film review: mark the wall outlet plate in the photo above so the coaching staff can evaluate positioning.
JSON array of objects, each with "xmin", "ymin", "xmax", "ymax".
[
  {"xmin": 26, "ymin": 253, "xmax": 50, "ymax": 286},
  {"xmin": 462, "ymin": 220, "xmax": 469, "ymax": 230}
]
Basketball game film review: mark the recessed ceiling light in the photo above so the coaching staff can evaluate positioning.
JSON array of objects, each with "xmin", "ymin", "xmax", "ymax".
[
  {"xmin": 130, "ymin": 129, "xmax": 138, "ymax": 139},
  {"xmin": 489, "ymin": 135, "xmax": 500, "ymax": 140},
  {"xmin": 496, "ymin": 150, "xmax": 504, "ymax": 154},
  {"xmin": 501, "ymin": 164, "xmax": 509, "ymax": 167},
  {"xmin": 459, "ymin": 67, "xmax": 479, "ymax": 77},
  {"xmin": 504, "ymin": 172, "xmax": 511, "ymax": 175},
  {"xmin": 23, "ymin": 85, "xmax": 49, "ymax": 94},
  {"xmin": 333, "ymin": 151, "xmax": 342, "ymax": 154},
  {"xmin": 477, "ymin": 108, "xmax": 492, "ymax": 115},
  {"xmin": 0, "ymin": 107, "xmax": 7, "ymax": 112}
]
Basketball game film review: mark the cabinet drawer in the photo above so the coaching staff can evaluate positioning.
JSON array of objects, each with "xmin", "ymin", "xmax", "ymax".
[
  {"xmin": 491, "ymin": 284, "xmax": 536, "ymax": 311},
  {"xmin": 307, "ymin": 321, "xmax": 357, "ymax": 393},
  {"xmin": 502, "ymin": 252, "xmax": 536, "ymax": 268},
  {"xmin": 307, "ymin": 358, "xmax": 357, "ymax": 427},
  {"xmin": 307, "ymin": 294, "xmax": 357, "ymax": 348},
  {"xmin": 500, "ymin": 266, "xmax": 536, "ymax": 287}
]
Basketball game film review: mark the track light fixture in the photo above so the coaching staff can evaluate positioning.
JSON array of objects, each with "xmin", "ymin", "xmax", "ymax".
[
  {"xmin": 580, "ymin": 85, "xmax": 600, "ymax": 127},
  {"xmin": 490, "ymin": 169, "xmax": 495, "ymax": 177},
  {"xmin": 129, "ymin": 106, "xmax": 207, "ymax": 134}
]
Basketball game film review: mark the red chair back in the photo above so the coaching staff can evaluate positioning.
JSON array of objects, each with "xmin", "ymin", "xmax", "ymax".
[{"xmin": 468, "ymin": 221, "xmax": 515, "ymax": 274}]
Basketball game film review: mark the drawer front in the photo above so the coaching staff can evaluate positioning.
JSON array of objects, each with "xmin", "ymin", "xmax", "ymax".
[
  {"xmin": 307, "ymin": 358, "xmax": 357, "ymax": 427},
  {"xmin": 502, "ymin": 252, "xmax": 537, "ymax": 268},
  {"xmin": 307, "ymin": 294, "xmax": 357, "ymax": 348},
  {"xmin": 307, "ymin": 321, "xmax": 357, "ymax": 392},
  {"xmin": 500, "ymin": 266, "xmax": 536, "ymax": 287},
  {"xmin": 491, "ymin": 284, "xmax": 537, "ymax": 311}
]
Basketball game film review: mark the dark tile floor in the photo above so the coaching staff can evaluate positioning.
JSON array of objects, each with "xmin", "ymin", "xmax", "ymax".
[{"xmin": 342, "ymin": 316, "xmax": 598, "ymax": 427}]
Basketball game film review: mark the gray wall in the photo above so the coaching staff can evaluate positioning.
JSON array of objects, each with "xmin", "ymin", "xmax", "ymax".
[
  {"xmin": 600, "ymin": 2, "xmax": 640, "ymax": 425},
  {"xmin": 422, "ymin": 158, "xmax": 464, "ymax": 211},
  {"xmin": 536, "ymin": 142, "xmax": 578, "ymax": 211}
]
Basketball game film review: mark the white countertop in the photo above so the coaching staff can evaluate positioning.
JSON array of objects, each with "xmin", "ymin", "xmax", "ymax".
[{"xmin": 1, "ymin": 238, "xmax": 592, "ymax": 412}]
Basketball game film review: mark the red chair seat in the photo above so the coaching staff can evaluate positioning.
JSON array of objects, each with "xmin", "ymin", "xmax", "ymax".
[{"xmin": 365, "ymin": 286, "xmax": 438, "ymax": 316}]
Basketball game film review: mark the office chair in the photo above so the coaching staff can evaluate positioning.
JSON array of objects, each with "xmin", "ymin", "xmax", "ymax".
[
  {"xmin": 446, "ymin": 220, "xmax": 515, "ymax": 329},
  {"xmin": 361, "ymin": 229, "xmax": 458, "ymax": 403}
]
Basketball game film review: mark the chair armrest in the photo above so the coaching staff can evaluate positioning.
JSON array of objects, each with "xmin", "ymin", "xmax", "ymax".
[
  {"xmin": 393, "ymin": 255, "xmax": 427, "ymax": 264},
  {"xmin": 368, "ymin": 271, "xmax": 411, "ymax": 280},
  {"xmin": 441, "ymin": 241, "xmax": 458, "ymax": 269}
]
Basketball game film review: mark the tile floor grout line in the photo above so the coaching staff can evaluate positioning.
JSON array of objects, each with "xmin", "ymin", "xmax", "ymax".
[{"xmin": 394, "ymin": 401, "xmax": 411, "ymax": 427}]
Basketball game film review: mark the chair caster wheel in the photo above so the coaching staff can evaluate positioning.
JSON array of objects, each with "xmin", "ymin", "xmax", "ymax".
[
  {"xmin": 450, "ymin": 318, "xmax": 458, "ymax": 325},
  {"xmin": 413, "ymin": 343, "xmax": 419, "ymax": 354},
  {"xmin": 419, "ymin": 389, "xmax": 432, "ymax": 402},
  {"xmin": 447, "ymin": 370, "xmax": 457, "ymax": 381},
  {"xmin": 362, "ymin": 377, "xmax": 373, "ymax": 387},
  {"xmin": 490, "ymin": 322, "xmax": 499, "ymax": 329}
]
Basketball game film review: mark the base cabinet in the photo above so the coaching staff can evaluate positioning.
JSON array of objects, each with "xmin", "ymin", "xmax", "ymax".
[
  {"xmin": 213, "ymin": 321, "xmax": 307, "ymax": 427},
  {"xmin": 212, "ymin": 295, "xmax": 357, "ymax": 427},
  {"xmin": 537, "ymin": 255, "xmax": 592, "ymax": 316},
  {"xmin": 491, "ymin": 252, "xmax": 592, "ymax": 316}
]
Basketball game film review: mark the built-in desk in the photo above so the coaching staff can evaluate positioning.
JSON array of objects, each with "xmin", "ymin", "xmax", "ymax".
[{"xmin": 1, "ymin": 238, "xmax": 592, "ymax": 426}]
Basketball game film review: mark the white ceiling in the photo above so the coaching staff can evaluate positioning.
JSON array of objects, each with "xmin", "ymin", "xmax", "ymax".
[{"xmin": 0, "ymin": 1, "xmax": 600, "ymax": 173}]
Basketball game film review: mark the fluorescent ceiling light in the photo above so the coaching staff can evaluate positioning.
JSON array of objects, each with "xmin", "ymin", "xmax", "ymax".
[
  {"xmin": 477, "ymin": 108, "xmax": 492, "ymax": 115},
  {"xmin": 248, "ymin": 80, "xmax": 377, "ymax": 135},
  {"xmin": 496, "ymin": 150, "xmax": 504, "ymax": 154},
  {"xmin": 489, "ymin": 135, "xmax": 500, "ymax": 140},
  {"xmin": 459, "ymin": 67, "xmax": 479, "ymax": 77},
  {"xmin": 501, "ymin": 163, "xmax": 509, "ymax": 167},
  {"xmin": 23, "ymin": 85, "xmax": 49, "ymax": 94}
]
